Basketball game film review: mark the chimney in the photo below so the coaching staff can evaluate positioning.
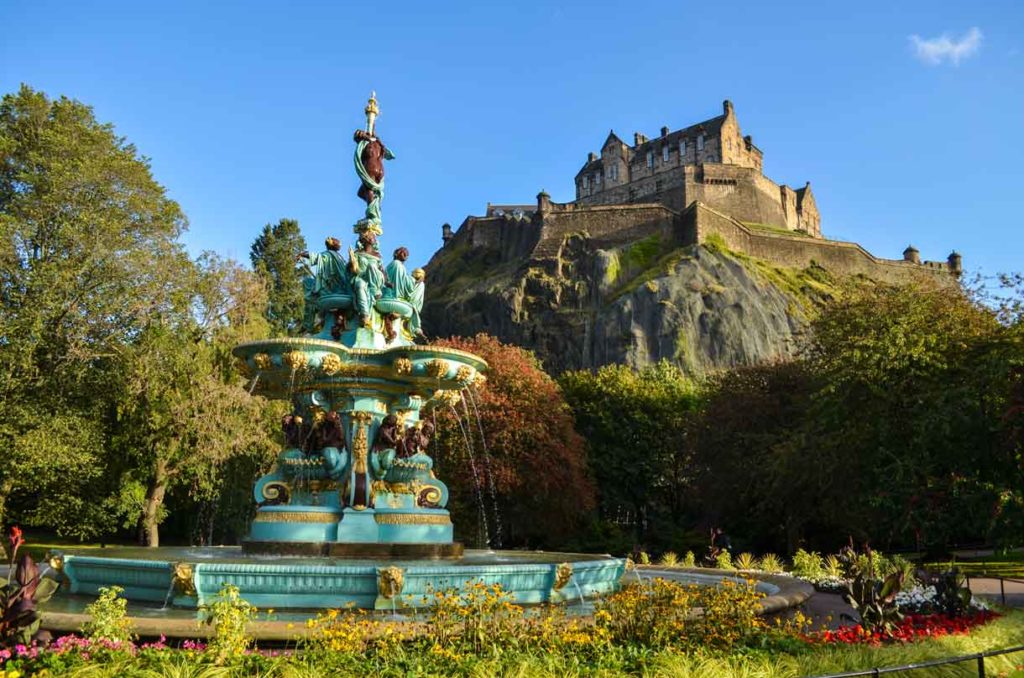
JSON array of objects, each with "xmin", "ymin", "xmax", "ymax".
[
  {"xmin": 660, "ymin": 126, "xmax": 669, "ymax": 137},
  {"xmin": 902, "ymin": 245, "xmax": 920, "ymax": 264},
  {"xmin": 633, "ymin": 132, "xmax": 643, "ymax": 146},
  {"xmin": 441, "ymin": 223, "xmax": 453, "ymax": 244},
  {"xmin": 744, "ymin": 134, "xmax": 753, "ymax": 149},
  {"xmin": 587, "ymin": 152, "xmax": 596, "ymax": 162},
  {"xmin": 723, "ymin": 99, "xmax": 734, "ymax": 116}
]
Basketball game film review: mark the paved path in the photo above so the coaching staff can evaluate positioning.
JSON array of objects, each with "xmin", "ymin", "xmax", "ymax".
[{"xmin": 968, "ymin": 577, "xmax": 1024, "ymax": 608}]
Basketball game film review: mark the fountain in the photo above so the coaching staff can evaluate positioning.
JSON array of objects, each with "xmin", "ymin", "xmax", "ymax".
[{"xmin": 52, "ymin": 94, "xmax": 625, "ymax": 612}]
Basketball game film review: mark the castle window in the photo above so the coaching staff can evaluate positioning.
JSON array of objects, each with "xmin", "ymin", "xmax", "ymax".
[
  {"xmin": 646, "ymin": 150, "xmax": 654, "ymax": 169},
  {"xmin": 608, "ymin": 164, "xmax": 618, "ymax": 181},
  {"xmin": 679, "ymin": 139, "xmax": 686, "ymax": 158},
  {"xmin": 662, "ymin": 145, "xmax": 670, "ymax": 163},
  {"xmin": 594, "ymin": 172, "xmax": 601, "ymax": 186},
  {"xmin": 697, "ymin": 134, "xmax": 705, "ymax": 151},
  {"xmin": 655, "ymin": 180, "xmax": 663, "ymax": 192},
  {"xmin": 583, "ymin": 176, "xmax": 589, "ymax": 190}
]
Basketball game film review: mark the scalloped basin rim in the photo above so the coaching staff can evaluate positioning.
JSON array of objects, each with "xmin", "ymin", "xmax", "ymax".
[
  {"xmin": 56, "ymin": 546, "xmax": 613, "ymax": 566},
  {"xmin": 233, "ymin": 339, "xmax": 489, "ymax": 370}
]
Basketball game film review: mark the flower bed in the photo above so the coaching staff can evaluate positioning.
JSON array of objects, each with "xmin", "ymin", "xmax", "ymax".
[{"xmin": 810, "ymin": 610, "xmax": 1001, "ymax": 645}]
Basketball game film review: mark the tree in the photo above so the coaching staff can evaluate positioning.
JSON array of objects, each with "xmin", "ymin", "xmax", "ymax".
[
  {"xmin": 427, "ymin": 334, "xmax": 595, "ymax": 548},
  {"xmin": 0, "ymin": 84, "xmax": 187, "ymax": 535},
  {"xmin": 111, "ymin": 255, "xmax": 279, "ymax": 546},
  {"xmin": 560, "ymin": 362, "xmax": 699, "ymax": 551},
  {"xmin": 249, "ymin": 218, "xmax": 307, "ymax": 336}
]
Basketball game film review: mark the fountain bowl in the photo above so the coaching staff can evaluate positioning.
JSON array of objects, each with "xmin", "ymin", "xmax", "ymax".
[{"xmin": 53, "ymin": 547, "xmax": 626, "ymax": 611}]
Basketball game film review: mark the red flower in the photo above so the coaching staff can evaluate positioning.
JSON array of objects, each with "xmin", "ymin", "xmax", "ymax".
[{"xmin": 8, "ymin": 526, "xmax": 23, "ymax": 556}]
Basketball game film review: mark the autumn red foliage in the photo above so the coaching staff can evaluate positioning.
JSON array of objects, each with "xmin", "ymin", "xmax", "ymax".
[{"xmin": 428, "ymin": 334, "xmax": 596, "ymax": 548}]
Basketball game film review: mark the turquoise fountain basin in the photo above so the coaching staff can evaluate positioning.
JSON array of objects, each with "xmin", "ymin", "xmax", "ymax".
[{"xmin": 56, "ymin": 547, "xmax": 626, "ymax": 611}]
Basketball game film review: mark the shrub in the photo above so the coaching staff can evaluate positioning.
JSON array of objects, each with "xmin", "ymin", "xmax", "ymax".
[
  {"xmin": 637, "ymin": 551, "xmax": 651, "ymax": 565},
  {"xmin": 791, "ymin": 549, "xmax": 825, "ymax": 579},
  {"xmin": 682, "ymin": 551, "xmax": 696, "ymax": 568},
  {"xmin": 83, "ymin": 586, "xmax": 134, "ymax": 644},
  {"xmin": 734, "ymin": 552, "xmax": 757, "ymax": 570},
  {"xmin": 200, "ymin": 583, "xmax": 256, "ymax": 663},
  {"xmin": 715, "ymin": 550, "xmax": 734, "ymax": 570},
  {"xmin": 823, "ymin": 554, "xmax": 844, "ymax": 579},
  {"xmin": 758, "ymin": 553, "xmax": 785, "ymax": 573},
  {"xmin": 659, "ymin": 551, "xmax": 679, "ymax": 567},
  {"xmin": 594, "ymin": 577, "xmax": 766, "ymax": 651}
]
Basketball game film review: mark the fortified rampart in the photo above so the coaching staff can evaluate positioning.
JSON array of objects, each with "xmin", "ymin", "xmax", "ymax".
[{"xmin": 431, "ymin": 193, "xmax": 960, "ymax": 285}]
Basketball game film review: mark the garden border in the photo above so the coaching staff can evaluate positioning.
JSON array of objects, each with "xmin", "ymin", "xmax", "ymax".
[{"xmin": 633, "ymin": 566, "xmax": 815, "ymax": 613}]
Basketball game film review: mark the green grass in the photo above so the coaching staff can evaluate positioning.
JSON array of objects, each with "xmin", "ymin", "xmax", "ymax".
[{"xmin": 927, "ymin": 552, "xmax": 1024, "ymax": 579}]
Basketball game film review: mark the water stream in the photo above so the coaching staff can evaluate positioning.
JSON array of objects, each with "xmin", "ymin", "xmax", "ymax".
[
  {"xmin": 448, "ymin": 405, "xmax": 490, "ymax": 549},
  {"xmin": 463, "ymin": 387, "xmax": 503, "ymax": 548}
]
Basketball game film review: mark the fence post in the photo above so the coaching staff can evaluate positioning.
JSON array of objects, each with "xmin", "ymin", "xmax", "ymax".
[
  {"xmin": 1000, "ymin": 578, "xmax": 1005, "ymax": 606},
  {"xmin": 977, "ymin": 654, "xmax": 986, "ymax": 678}
]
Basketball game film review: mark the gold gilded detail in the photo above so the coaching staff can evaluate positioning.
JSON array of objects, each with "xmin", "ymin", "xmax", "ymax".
[
  {"xmin": 350, "ymin": 411, "xmax": 373, "ymax": 475},
  {"xmin": 624, "ymin": 557, "xmax": 636, "ymax": 571},
  {"xmin": 320, "ymin": 353, "xmax": 343, "ymax": 375},
  {"xmin": 283, "ymin": 351, "xmax": 309, "ymax": 370},
  {"xmin": 425, "ymin": 359, "xmax": 449, "ymax": 379},
  {"xmin": 172, "ymin": 562, "xmax": 196, "ymax": 597},
  {"xmin": 392, "ymin": 357, "xmax": 413, "ymax": 375},
  {"xmin": 419, "ymin": 486, "xmax": 442, "ymax": 506},
  {"xmin": 261, "ymin": 481, "xmax": 291, "ymax": 503},
  {"xmin": 374, "ymin": 513, "xmax": 450, "ymax": 525},
  {"xmin": 378, "ymin": 566, "xmax": 404, "ymax": 599},
  {"xmin": 254, "ymin": 353, "xmax": 273, "ymax": 370},
  {"xmin": 455, "ymin": 365, "xmax": 474, "ymax": 384},
  {"xmin": 233, "ymin": 339, "xmax": 489, "ymax": 371},
  {"xmin": 253, "ymin": 511, "xmax": 339, "ymax": 523},
  {"xmin": 47, "ymin": 551, "xmax": 65, "ymax": 572},
  {"xmin": 471, "ymin": 373, "xmax": 488, "ymax": 388},
  {"xmin": 553, "ymin": 562, "xmax": 574, "ymax": 591},
  {"xmin": 434, "ymin": 389, "xmax": 462, "ymax": 408}
]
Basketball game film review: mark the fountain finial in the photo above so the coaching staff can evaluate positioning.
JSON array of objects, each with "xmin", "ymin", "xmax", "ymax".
[{"xmin": 364, "ymin": 91, "xmax": 379, "ymax": 136}]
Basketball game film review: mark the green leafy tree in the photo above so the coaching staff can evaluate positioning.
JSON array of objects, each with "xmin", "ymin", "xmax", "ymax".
[
  {"xmin": 112, "ymin": 255, "xmax": 278, "ymax": 546},
  {"xmin": 0, "ymin": 84, "xmax": 187, "ymax": 535},
  {"xmin": 560, "ymin": 362, "xmax": 699, "ymax": 549},
  {"xmin": 250, "ymin": 218, "xmax": 307, "ymax": 336}
]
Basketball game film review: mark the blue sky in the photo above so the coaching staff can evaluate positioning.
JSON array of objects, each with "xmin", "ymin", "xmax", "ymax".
[{"xmin": 1, "ymin": 0, "xmax": 1022, "ymax": 276}]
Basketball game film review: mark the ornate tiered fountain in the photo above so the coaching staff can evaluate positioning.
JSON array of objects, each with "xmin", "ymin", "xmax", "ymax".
[
  {"xmin": 54, "ymin": 95, "xmax": 624, "ymax": 613},
  {"xmin": 235, "ymin": 92, "xmax": 481, "ymax": 558}
]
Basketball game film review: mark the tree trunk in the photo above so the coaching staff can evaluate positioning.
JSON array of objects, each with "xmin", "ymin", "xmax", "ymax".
[{"xmin": 140, "ymin": 460, "xmax": 169, "ymax": 548}]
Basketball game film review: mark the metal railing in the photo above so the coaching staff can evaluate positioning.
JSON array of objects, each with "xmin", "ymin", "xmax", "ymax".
[
  {"xmin": 963, "ymin": 573, "xmax": 1024, "ymax": 607},
  {"xmin": 808, "ymin": 644, "xmax": 1024, "ymax": 677}
]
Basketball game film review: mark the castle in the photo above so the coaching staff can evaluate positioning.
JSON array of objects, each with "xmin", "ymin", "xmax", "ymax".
[
  {"xmin": 574, "ymin": 100, "xmax": 821, "ymax": 238},
  {"xmin": 432, "ymin": 100, "xmax": 962, "ymax": 284}
]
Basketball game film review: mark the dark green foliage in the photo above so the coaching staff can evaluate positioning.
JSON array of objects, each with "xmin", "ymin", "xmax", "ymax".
[
  {"xmin": 560, "ymin": 362, "xmax": 699, "ymax": 552},
  {"xmin": 250, "ymin": 218, "xmax": 308, "ymax": 336}
]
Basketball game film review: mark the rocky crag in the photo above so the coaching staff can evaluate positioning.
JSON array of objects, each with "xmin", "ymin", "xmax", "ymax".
[{"xmin": 422, "ymin": 217, "xmax": 837, "ymax": 376}]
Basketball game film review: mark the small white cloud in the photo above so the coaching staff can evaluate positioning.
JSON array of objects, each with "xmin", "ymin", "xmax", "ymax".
[{"xmin": 909, "ymin": 27, "xmax": 983, "ymax": 66}]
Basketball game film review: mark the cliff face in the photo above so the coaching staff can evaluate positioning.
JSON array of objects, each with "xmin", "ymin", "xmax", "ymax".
[{"xmin": 422, "ymin": 226, "xmax": 836, "ymax": 375}]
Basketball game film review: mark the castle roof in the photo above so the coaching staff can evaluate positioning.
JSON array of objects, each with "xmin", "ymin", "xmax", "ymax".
[
  {"xmin": 632, "ymin": 114, "xmax": 726, "ymax": 155},
  {"xmin": 576, "ymin": 111, "xmax": 729, "ymax": 178}
]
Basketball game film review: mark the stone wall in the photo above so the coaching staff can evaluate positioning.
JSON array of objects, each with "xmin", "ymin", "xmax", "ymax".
[{"xmin": 688, "ymin": 202, "xmax": 956, "ymax": 283}]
